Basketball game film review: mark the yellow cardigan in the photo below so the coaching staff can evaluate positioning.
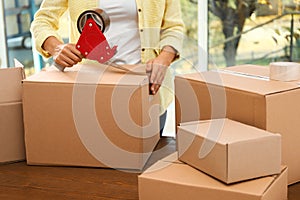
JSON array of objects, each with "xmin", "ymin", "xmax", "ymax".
[{"xmin": 30, "ymin": 0, "xmax": 185, "ymax": 114}]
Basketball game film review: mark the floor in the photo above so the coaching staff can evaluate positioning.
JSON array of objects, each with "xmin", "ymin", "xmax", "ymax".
[{"xmin": 0, "ymin": 138, "xmax": 299, "ymax": 199}]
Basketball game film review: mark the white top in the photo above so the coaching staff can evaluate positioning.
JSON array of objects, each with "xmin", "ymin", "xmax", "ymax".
[{"xmin": 99, "ymin": 0, "xmax": 141, "ymax": 65}]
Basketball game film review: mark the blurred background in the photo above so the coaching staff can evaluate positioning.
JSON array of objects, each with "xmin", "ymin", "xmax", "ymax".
[
  {"xmin": 1, "ymin": 0, "xmax": 299, "ymax": 75},
  {"xmin": 176, "ymin": 0, "xmax": 300, "ymax": 74}
]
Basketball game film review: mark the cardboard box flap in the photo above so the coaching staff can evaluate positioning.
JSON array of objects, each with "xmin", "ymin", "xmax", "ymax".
[
  {"xmin": 178, "ymin": 119, "xmax": 279, "ymax": 145},
  {"xmin": 24, "ymin": 64, "xmax": 148, "ymax": 86},
  {"xmin": 0, "ymin": 67, "xmax": 24, "ymax": 103},
  {"xmin": 141, "ymin": 161, "xmax": 286, "ymax": 196},
  {"xmin": 178, "ymin": 70, "xmax": 299, "ymax": 96}
]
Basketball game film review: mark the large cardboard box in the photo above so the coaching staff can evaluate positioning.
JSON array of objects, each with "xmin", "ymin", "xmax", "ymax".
[
  {"xmin": 138, "ymin": 157, "xmax": 288, "ymax": 200},
  {"xmin": 22, "ymin": 64, "xmax": 160, "ymax": 170},
  {"xmin": 175, "ymin": 65, "xmax": 300, "ymax": 184},
  {"xmin": 177, "ymin": 118, "xmax": 281, "ymax": 184},
  {"xmin": 0, "ymin": 67, "xmax": 26, "ymax": 163}
]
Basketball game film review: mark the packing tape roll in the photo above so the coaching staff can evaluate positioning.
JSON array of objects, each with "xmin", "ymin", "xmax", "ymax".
[
  {"xmin": 77, "ymin": 9, "xmax": 110, "ymax": 33},
  {"xmin": 269, "ymin": 62, "xmax": 300, "ymax": 81}
]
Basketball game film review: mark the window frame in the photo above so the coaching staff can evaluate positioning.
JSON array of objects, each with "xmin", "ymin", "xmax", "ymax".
[
  {"xmin": 198, "ymin": 0, "xmax": 208, "ymax": 71},
  {"xmin": 0, "ymin": 0, "xmax": 8, "ymax": 68}
]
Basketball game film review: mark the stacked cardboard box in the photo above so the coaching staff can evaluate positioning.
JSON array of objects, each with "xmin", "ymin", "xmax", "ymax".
[
  {"xmin": 139, "ymin": 65, "xmax": 289, "ymax": 199},
  {"xmin": 177, "ymin": 118, "xmax": 281, "ymax": 184},
  {"xmin": 139, "ymin": 153, "xmax": 288, "ymax": 200},
  {"xmin": 175, "ymin": 65, "xmax": 300, "ymax": 184},
  {"xmin": 139, "ymin": 118, "xmax": 286, "ymax": 199},
  {"xmin": 22, "ymin": 64, "xmax": 160, "ymax": 170},
  {"xmin": 0, "ymin": 67, "xmax": 26, "ymax": 163}
]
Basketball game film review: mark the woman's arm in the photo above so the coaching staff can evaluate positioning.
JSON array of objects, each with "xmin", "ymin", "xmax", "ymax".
[
  {"xmin": 30, "ymin": 0, "xmax": 82, "ymax": 67},
  {"xmin": 146, "ymin": 45, "xmax": 177, "ymax": 94},
  {"xmin": 30, "ymin": 0, "xmax": 68, "ymax": 57},
  {"xmin": 147, "ymin": 0, "xmax": 184, "ymax": 94},
  {"xmin": 158, "ymin": 0, "xmax": 185, "ymax": 58}
]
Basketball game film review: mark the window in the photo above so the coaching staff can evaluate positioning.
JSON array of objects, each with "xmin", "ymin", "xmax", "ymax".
[
  {"xmin": 1, "ymin": 0, "xmax": 42, "ymax": 75},
  {"xmin": 173, "ymin": 0, "xmax": 201, "ymax": 74},
  {"xmin": 206, "ymin": 0, "xmax": 300, "ymax": 69}
]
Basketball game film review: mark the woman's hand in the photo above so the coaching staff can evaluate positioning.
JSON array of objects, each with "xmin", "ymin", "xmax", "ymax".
[
  {"xmin": 42, "ymin": 36, "xmax": 83, "ymax": 68},
  {"xmin": 146, "ymin": 57, "xmax": 169, "ymax": 95},
  {"xmin": 146, "ymin": 46, "xmax": 177, "ymax": 94},
  {"xmin": 52, "ymin": 43, "xmax": 83, "ymax": 67}
]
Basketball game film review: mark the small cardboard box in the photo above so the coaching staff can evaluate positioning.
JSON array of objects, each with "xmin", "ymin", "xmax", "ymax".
[
  {"xmin": 0, "ymin": 67, "xmax": 25, "ymax": 163},
  {"xmin": 175, "ymin": 65, "xmax": 300, "ymax": 184},
  {"xmin": 138, "ymin": 158, "xmax": 288, "ymax": 200},
  {"xmin": 22, "ymin": 64, "xmax": 160, "ymax": 170},
  {"xmin": 177, "ymin": 118, "xmax": 281, "ymax": 184}
]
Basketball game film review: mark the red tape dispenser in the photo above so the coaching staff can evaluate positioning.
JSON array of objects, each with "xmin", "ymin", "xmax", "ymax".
[
  {"xmin": 76, "ymin": 9, "xmax": 117, "ymax": 63},
  {"xmin": 54, "ymin": 9, "xmax": 117, "ymax": 71},
  {"xmin": 76, "ymin": 9, "xmax": 117, "ymax": 64}
]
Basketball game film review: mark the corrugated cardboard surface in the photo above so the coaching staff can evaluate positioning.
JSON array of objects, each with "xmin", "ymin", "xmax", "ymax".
[
  {"xmin": 0, "ymin": 67, "xmax": 25, "ymax": 163},
  {"xmin": 175, "ymin": 65, "xmax": 300, "ymax": 184},
  {"xmin": 177, "ymin": 119, "xmax": 281, "ymax": 184},
  {"xmin": 138, "ymin": 159, "xmax": 288, "ymax": 200},
  {"xmin": 0, "ymin": 67, "xmax": 24, "ymax": 103},
  {"xmin": 23, "ymin": 64, "xmax": 160, "ymax": 170},
  {"xmin": 0, "ymin": 102, "xmax": 25, "ymax": 162}
]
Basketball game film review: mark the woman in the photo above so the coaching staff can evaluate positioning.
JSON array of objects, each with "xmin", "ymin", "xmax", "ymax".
[{"xmin": 30, "ymin": 0, "xmax": 184, "ymax": 136}]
